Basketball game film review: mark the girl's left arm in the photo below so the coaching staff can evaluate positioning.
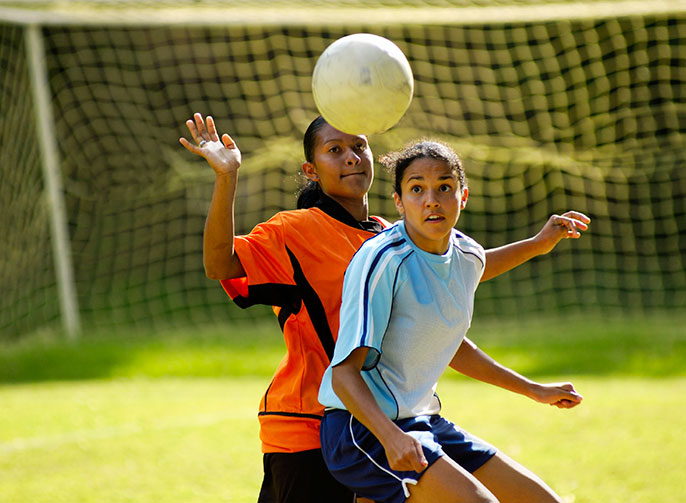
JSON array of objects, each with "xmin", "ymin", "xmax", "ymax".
[
  {"xmin": 449, "ymin": 337, "xmax": 583, "ymax": 409},
  {"xmin": 481, "ymin": 211, "xmax": 590, "ymax": 282}
]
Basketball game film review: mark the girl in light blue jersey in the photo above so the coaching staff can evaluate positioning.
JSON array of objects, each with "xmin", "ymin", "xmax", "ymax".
[{"xmin": 319, "ymin": 140, "xmax": 584, "ymax": 503}]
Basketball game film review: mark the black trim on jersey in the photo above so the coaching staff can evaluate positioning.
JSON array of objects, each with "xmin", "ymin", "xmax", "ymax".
[
  {"xmin": 276, "ymin": 305, "xmax": 294, "ymax": 331},
  {"xmin": 286, "ymin": 245, "xmax": 336, "ymax": 361},
  {"xmin": 231, "ymin": 283, "xmax": 301, "ymax": 311},
  {"xmin": 314, "ymin": 193, "xmax": 384, "ymax": 233},
  {"xmin": 258, "ymin": 411, "xmax": 324, "ymax": 420},
  {"xmin": 262, "ymin": 380, "xmax": 275, "ymax": 411}
]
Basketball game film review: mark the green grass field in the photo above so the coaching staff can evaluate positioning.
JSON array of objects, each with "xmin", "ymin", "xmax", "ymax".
[{"xmin": 1, "ymin": 314, "xmax": 685, "ymax": 503}]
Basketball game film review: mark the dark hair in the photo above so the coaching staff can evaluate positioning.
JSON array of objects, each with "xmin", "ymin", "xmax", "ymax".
[
  {"xmin": 303, "ymin": 115, "xmax": 328, "ymax": 163},
  {"xmin": 379, "ymin": 140, "xmax": 466, "ymax": 196},
  {"xmin": 297, "ymin": 116, "xmax": 328, "ymax": 209}
]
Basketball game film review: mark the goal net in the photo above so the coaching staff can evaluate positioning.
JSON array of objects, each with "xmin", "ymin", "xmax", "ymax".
[{"xmin": 2, "ymin": 1, "xmax": 685, "ymax": 338}]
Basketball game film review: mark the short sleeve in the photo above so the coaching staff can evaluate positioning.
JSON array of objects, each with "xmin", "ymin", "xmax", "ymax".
[
  {"xmin": 220, "ymin": 214, "xmax": 297, "ymax": 308},
  {"xmin": 452, "ymin": 231, "xmax": 486, "ymax": 286},
  {"xmin": 331, "ymin": 237, "xmax": 405, "ymax": 371}
]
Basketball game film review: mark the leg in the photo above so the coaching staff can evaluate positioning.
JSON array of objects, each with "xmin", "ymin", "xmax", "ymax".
[
  {"xmin": 407, "ymin": 456, "xmax": 498, "ymax": 503},
  {"xmin": 473, "ymin": 452, "xmax": 563, "ymax": 503}
]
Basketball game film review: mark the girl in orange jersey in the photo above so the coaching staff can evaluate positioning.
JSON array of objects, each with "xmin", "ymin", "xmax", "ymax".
[{"xmin": 179, "ymin": 114, "xmax": 589, "ymax": 503}]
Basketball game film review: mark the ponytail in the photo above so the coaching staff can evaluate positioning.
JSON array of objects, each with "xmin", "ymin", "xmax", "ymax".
[{"xmin": 296, "ymin": 179, "xmax": 322, "ymax": 209}]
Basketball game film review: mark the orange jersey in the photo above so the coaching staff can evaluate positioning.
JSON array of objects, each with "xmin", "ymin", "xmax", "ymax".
[{"xmin": 221, "ymin": 196, "xmax": 386, "ymax": 453}]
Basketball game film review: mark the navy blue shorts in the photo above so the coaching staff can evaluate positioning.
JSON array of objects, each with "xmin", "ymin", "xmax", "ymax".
[{"xmin": 321, "ymin": 410, "xmax": 497, "ymax": 503}]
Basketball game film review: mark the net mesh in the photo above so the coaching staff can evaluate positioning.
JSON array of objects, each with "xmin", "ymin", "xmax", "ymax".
[{"xmin": 1, "ymin": 3, "xmax": 685, "ymax": 338}]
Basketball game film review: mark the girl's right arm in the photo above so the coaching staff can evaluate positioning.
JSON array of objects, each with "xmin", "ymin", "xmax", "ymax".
[
  {"xmin": 179, "ymin": 113, "xmax": 245, "ymax": 279},
  {"xmin": 331, "ymin": 348, "xmax": 428, "ymax": 473}
]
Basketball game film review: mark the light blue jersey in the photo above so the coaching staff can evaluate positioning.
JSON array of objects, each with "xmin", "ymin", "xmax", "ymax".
[{"xmin": 319, "ymin": 220, "xmax": 486, "ymax": 420}]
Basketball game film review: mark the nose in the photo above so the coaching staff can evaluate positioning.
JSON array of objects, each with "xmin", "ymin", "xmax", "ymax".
[
  {"xmin": 425, "ymin": 189, "xmax": 440, "ymax": 208},
  {"xmin": 346, "ymin": 149, "xmax": 360, "ymax": 166}
]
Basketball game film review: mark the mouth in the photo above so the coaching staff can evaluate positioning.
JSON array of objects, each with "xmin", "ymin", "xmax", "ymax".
[
  {"xmin": 425, "ymin": 214, "xmax": 445, "ymax": 223},
  {"xmin": 341, "ymin": 172, "xmax": 366, "ymax": 178}
]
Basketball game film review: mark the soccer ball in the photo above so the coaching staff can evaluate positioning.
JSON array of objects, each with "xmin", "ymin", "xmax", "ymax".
[{"xmin": 312, "ymin": 33, "xmax": 414, "ymax": 135}]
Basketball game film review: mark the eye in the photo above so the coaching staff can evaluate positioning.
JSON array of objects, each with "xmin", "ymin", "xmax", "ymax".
[
  {"xmin": 355, "ymin": 142, "xmax": 367, "ymax": 151},
  {"xmin": 410, "ymin": 185, "xmax": 422, "ymax": 194},
  {"xmin": 439, "ymin": 184, "xmax": 453, "ymax": 192},
  {"xmin": 328, "ymin": 146, "xmax": 340, "ymax": 153}
]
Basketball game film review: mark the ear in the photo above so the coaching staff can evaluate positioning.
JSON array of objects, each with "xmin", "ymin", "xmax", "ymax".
[
  {"xmin": 460, "ymin": 187, "xmax": 469, "ymax": 210},
  {"xmin": 302, "ymin": 162, "xmax": 319, "ymax": 181},
  {"xmin": 393, "ymin": 192, "xmax": 404, "ymax": 216}
]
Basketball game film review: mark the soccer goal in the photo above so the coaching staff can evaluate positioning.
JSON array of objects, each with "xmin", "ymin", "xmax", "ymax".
[{"xmin": 2, "ymin": 0, "xmax": 685, "ymax": 339}]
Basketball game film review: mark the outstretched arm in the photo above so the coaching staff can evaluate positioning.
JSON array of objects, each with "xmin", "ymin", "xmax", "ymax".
[
  {"xmin": 481, "ymin": 211, "xmax": 590, "ymax": 282},
  {"xmin": 179, "ymin": 113, "xmax": 245, "ymax": 280},
  {"xmin": 449, "ymin": 337, "xmax": 583, "ymax": 409},
  {"xmin": 331, "ymin": 348, "xmax": 429, "ymax": 473}
]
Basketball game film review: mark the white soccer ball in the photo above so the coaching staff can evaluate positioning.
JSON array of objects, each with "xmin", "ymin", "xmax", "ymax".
[{"xmin": 312, "ymin": 33, "xmax": 414, "ymax": 135}]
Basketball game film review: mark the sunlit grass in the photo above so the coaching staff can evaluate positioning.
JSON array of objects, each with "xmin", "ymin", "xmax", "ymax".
[
  {"xmin": 1, "ymin": 314, "xmax": 684, "ymax": 502},
  {"xmin": 1, "ymin": 376, "xmax": 684, "ymax": 503}
]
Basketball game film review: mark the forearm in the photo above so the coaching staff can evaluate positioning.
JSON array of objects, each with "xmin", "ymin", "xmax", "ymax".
[
  {"xmin": 482, "ymin": 238, "xmax": 544, "ymax": 282},
  {"xmin": 203, "ymin": 172, "xmax": 245, "ymax": 279},
  {"xmin": 481, "ymin": 211, "xmax": 590, "ymax": 282},
  {"xmin": 332, "ymin": 363, "xmax": 403, "ymax": 447},
  {"xmin": 449, "ymin": 337, "xmax": 538, "ymax": 399}
]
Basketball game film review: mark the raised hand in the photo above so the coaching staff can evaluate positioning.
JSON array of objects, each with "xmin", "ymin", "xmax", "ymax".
[{"xmin": 179, "ymin": 113, "xmax": 241, "ymax": 176}]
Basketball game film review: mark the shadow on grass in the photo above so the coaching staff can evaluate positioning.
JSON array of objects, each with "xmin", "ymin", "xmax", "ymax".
[
  {"xmin": 1, "ymin": 314, "xmax": 684, "ymax": 383},
  {"xmin": 0, "ymin": 321, "xmax": 287, "ymax": 384}
]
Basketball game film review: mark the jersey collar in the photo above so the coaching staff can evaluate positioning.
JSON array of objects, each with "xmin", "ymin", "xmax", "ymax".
[{"xmin": 314, "ymin": 193, "xmax": 384, "ymax": 233}]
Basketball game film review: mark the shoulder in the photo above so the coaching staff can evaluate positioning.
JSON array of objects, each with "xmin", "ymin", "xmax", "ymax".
[
  {"xmin": 267, "ymin": 207, "xmax": 321, "ymax": 225},
  {"xmin": 253, "ymin": 207, "xmax": 331, "ymax": 235},
  {"xmin": 451, "ymin": 230, "xmax": 486, "ymax": 269},
  {"xmin": 350, "ymin": 224, "xmax": 413, "ymax": 272}
]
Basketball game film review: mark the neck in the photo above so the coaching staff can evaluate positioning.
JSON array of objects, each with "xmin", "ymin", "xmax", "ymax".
[{"xmin": 327, "ymin": 194, "xmax": 369, "ymax": 221}]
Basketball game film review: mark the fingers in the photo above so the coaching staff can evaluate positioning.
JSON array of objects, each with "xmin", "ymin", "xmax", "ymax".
[
  {"xmin": 412, "ymin": 441, "xmax": 428, "ymax": 473},
  {"xmin": 193, "ymin": 112, "xmax": 208, "ymax": 139},
  {"xmin": 184, "ymin": 118, "xmax": 199, "ymax": 144},
  {"xmin": 553, "ymin": 213, "xmax": 589, "ymax": 238},
  {"xmin": 392, "ymin": 450, "xmax": 427, "ymax": 473},
  {"xmin": 387, "ymin": 436, "xmax": 428, "ymax": 473},
  {"xmin": 181, "ymin": 113, "xmax": 233, "ymax": 155},
  {"xmin": 222, "ymin": 133, "xmax": 237, "ymax": 149},
  {"xmin": 182, "ymin": 113, "xmax": 213, "ymax": 145},
  {"xmin": 561, "ymin": 210, "xmax": 591, "ymax": 224},
  {"xmin": 547, "ymin": 382, "xmax": 583, "ymax": 409},
  {"xmin": 206, "ymin": 115, "xmax": 220, "ymax": 143},
  {"xmin": 178, "ymin": 136, "xmax": 199, "ymax": 154},
  {"xmin": 552, "ymin": 398, "xmax": 581, "ymax": 409}
]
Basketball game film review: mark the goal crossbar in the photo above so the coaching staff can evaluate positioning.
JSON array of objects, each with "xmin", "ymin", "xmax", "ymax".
[{"xmin": 2, "ymin": 1, "xmax": 686, "ymax": 27}]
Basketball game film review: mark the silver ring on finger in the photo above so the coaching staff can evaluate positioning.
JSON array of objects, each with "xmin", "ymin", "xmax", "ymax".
[{"xmin": 198, "ymin": 140, "xmax": 208, "ymax": 147}]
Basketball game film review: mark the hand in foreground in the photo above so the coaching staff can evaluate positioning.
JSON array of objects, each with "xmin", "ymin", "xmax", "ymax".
[
  {"xmin": 382, "ymin": 430, "xmax": 429, "ymax": 473},
  {"xmin": 533, "ymin": 211, "xmax": 591, "ymax": 255},
  {"xmin": 179, "ymin": 113, "xmax": 241, "ymax": 176},
  {"xmin": 531, "ymin": 382, "xmax": 583, "ymax": 409}
]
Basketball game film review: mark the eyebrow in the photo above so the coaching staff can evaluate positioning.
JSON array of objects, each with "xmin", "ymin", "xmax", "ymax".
[
  {"xmin": 321, "ymin": 135, "xmax": 367, "ymax": 145},
  {"xmin": 406, "ymin": 174, "xmax": 454, "ymax": 181}
]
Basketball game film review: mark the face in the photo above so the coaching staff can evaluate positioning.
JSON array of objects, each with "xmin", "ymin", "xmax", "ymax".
[
  {"xmin": 393, "ymin": 157, "xmax": 468, "ymax": 255},
  {"xmin": 301, "ymin": 123, "xmax": 374, "ymax": 203}
]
